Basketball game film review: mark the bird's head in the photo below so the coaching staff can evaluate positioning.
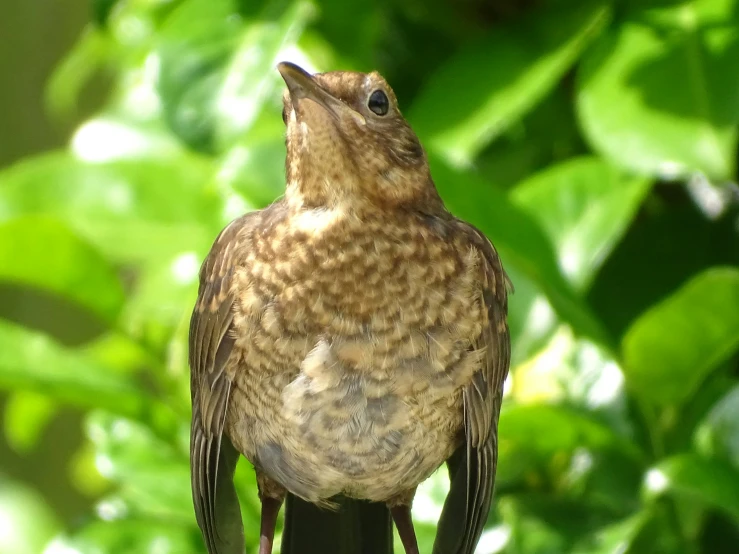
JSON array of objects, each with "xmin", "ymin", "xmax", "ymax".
[{"xmin": 278, "ymin": 62, "xmax": 442, "ymax": 212}]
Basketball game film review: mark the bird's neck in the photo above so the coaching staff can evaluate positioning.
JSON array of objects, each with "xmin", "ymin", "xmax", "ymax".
[
  {"xmin": 284, "ymin": 174, "xmax": 369, "ymax": 213},
  {"xmin": 285, "ymin": 176, "xmax": 446, "ymax": 219}
]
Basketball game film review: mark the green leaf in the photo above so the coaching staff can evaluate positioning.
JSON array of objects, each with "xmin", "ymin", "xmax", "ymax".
[
  {"xmin": 0, "ymin": 151, "xmax": 222, "ymax": 265},
  {"xmin": 91, "ymin": 0, "xmax": 120, "ymax": 26},
  {"xmin": 505, "ymin": 267, "xmax": 560, "ymax": 367},
  {"xmin": 157, "ymin": 0, "xmax": 315, "ymax": 152},
  {"xmin": 645, "ymin": 453, "xmax": 739, "ymax": 520},
  {"xmin": 156, "ymin": 0, "xmax": 243, "ymax": 152},
  {"xmin": 572, "ymin": 513, "xmax": 646, "ymax": 554},
  {"xmin": 3, "ymin": 391, "xmax": 57, "ymax": 453},
  {"xmin": 80, "ymin": 332, "xmax": 157, "ymax": 376},
  {"xmin": 0, "ymin": 319, "xmax": 145, "ymax": 416},
  {"xmin": 621, "ymin": 267, "xmax": 739, "ymax": 406},
  {"xmin": 0, "ymin": 217, "xmax": 125, "ymax": 323},
  {"xmin": 83, "ymin": 411, "xmax": 265, "ymax": 548},
  {"xmin": 498, "ymin": 403, "xmax": 641, "ymax": 485},
  {"xmin": 475, "ymin": 85, "xmax": 586, "ymax": 190},
  {"xmin": 695, "ymin": 384, "xmax": 739, "ymax": 467},
  {"xmin": 577, "ymin": 0, "xmax": 739, "ymax": 180},
  {"xmin": 45, "ymin": 28, "xmax": 109, "ymax": 118},
  {"xmin": 46, "ymin": 519, "xmax": 200, "ymax": 554},
  {"xmin": 497, "ymin": 495, "xmax": 566, "ymax": 554},
  {"xmin": 572, "ymin": 506, "xmax": 689, "ymax": 554},
  {"xmin": 430, "ymin": 156, "xmax": 612, "ymax": 347},
  {"xmin": 213, "ymin": 0, "xmax": 315, "ymax": 149},
  {"xmin": 69, "ymin": 116, "xmax": 185, "ymax": 162},
  {"xmin": 409, "ymin": 0, "xmax": 610, "ymax": 166},
  {"xmin": 497, "ymin": 493, "xmax": 619, "ymax": 554},
  {"xmin": 221, "ymin": 107, "xmax": 289, "ymax": 208},
  {"xmin": 123, "ymin": 253, "xmax": 200, "ymax": 331},
  {"xmin": 309, "ymin": 0, "xmax": 383, "ymax": 70},
  {"xmin": 86, "ymin": 411, "xmax": 193, "ymax": 522},
  {"xmin": 512, "ymin": 157, "xmax": 652, "ymax": 292},
  {"xmin": 500, "ymin": 404, "xmax": 634, "ymax": 457},
  {"xmin": 0, "ymin": 149, "xmax": 220, "ymax": 346},
  {"xmin": 0, "ymin": 478, "xmax": 60, "ymax": 554}
]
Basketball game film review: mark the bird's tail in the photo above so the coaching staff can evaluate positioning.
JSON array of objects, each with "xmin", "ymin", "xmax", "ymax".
[{"xmin": 281, "ymin": 493, "xmax": 393, "ymax": 554}]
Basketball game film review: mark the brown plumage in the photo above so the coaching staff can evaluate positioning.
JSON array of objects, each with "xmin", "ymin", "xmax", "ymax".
[{"xmin": 189, "ymin": 61, "xmax": 511, "ymax": 554}]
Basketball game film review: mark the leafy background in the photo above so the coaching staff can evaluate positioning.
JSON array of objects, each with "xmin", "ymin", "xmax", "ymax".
[{"xmin": 0, "ymin": 0, "xmax": 738, "ymax": 552}]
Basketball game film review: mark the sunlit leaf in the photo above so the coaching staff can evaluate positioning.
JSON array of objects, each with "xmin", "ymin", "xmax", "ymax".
[
  {"xmin": 645, "ymin": 453, "xmax": 739, "ymax": 520},
  {"xmin": 86, "ymin": 411, "xmax": 193, "ymax": 522},
  {"xmin": 44, "ymin": 519, "xmax": 200, "ymax": 554},
  {"xmin": 80, "ymin": 332, "xmax": 156, "ymax": 376},
  {"xmin": 157, "ymin": 0, "xmax": 314, "ymax": 152},
  {"xmin": 123, "ymin": 251, "xmax": 200, "ymax": 338},
  {"xmin": 0, "ymin": 319, "xmax": 146, "ymax": 416},
  {"xmin": 0, "ymin": 151, "xmax": 222, "ymax": 265},
  {"xmin": 0, "ymin": 479, "xmax": 60, "ymax": 554},
  {"xmin": 512, "ymin": 157, "xmax": 652, "ymax": 292},
  {"xmin": 213, "ymin": 0, "xmax": 315, "ymax": 148},
  {"xmin": 0, "ymin": 216, "xmax": 125, "ymax": 322},
  {"xmin": 70, "ymin": 116, "xmax": 184, "ymax": 163},
  {"xmin": 222, "ymin": 109, "xmax": 287, "ymax": 208},
  {"xmin": 156, "ymin": 0, "xmax": 247, "ymax": 151},
  {"xmin": 70, "ymin": 441, "xmax": 109, "ymax": 497},
  {"xmin": 621, "ymin": 267, "xmax": 739, "ymax": 406},
  {"xmin": 577, "ymin": 0, "xmax": 739, "ymax": 180},
  {"xmin": 409, "ymin": 0, "xmax": 610, "ymax": 166},
  {"xmin": 3, "ymin": 391, "xmax": 57, "ymax": 453},
  {"xmin": 512, "ymin": 328, "xmax": 630, "ymax": 438},
  {"xmin": 505, "ymin": 268, "xmax": 560, "ymax": 368}
]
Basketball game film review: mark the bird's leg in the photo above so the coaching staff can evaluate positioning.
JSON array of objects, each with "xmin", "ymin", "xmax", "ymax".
[
  {"xmin": 257, "ymin": 473, "xmax": 286, "ymax": 554},
  {"xmin": 388, "ymin": 489, "xmax": 419, "ymax": 554},
  {"xmin": 390, "ymin": 505, "xmax": 419, "ymax": 554},
  {"xmin": 259, "ymin": 496, "xmax": 283, "ymax": 554}
]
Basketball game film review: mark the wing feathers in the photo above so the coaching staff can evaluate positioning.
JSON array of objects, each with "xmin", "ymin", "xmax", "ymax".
[
  {"xmin": 434, "ymin": 222, "xmax": 510, "ymax": 554},
  {"xmin": 190, "ymin": 214, "xmax": 255, "ymax": 553}
]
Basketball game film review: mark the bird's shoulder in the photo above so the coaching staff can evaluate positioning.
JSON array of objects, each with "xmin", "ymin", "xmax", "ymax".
[
  {"xmin": 197, "ymin": 202, "xmax": 288, "ymax": 289},
  {"xmin": 446, "ymin": 216, "xmax": 511, "ymax": 300}
]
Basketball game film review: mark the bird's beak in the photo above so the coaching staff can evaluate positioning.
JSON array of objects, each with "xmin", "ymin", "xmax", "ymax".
[{"xmin": 277, "ymin": 61, "xmax": 365, "ymax": 126}]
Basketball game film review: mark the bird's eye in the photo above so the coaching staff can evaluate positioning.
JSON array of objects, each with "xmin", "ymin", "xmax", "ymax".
[{"xmin": 368, "ymin": 90, "xmax": 389, "ymax": 116}]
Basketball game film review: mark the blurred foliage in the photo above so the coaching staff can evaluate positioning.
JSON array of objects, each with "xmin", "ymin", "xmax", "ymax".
[{"xmin": 0, "ymin": 0, "xmax": 738, "ymax": 552}]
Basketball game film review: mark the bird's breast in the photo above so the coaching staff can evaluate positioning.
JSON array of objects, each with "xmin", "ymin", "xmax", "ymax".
[{"xmin": 227, "ymin": 210, "xmax": 485, "ymax": 501}]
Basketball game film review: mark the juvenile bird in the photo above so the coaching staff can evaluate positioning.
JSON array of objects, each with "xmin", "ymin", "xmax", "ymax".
[{"xmin": 189, "ymin": 61, "xmax": 511, "ymax": 554}]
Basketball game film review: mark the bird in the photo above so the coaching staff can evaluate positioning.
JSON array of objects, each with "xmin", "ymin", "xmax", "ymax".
[{"xmin": 189, "ymin": 61, "xmax": 511, "ymax": 554}]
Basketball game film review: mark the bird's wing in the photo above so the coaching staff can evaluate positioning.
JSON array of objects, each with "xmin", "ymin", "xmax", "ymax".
[
  {"xmin": 434, "ymin": 222, "xmax": 511, "ymax": 554},
  {"xmin": 190, "ymin": 213, "xmax": 256, "ymax": 554}
]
